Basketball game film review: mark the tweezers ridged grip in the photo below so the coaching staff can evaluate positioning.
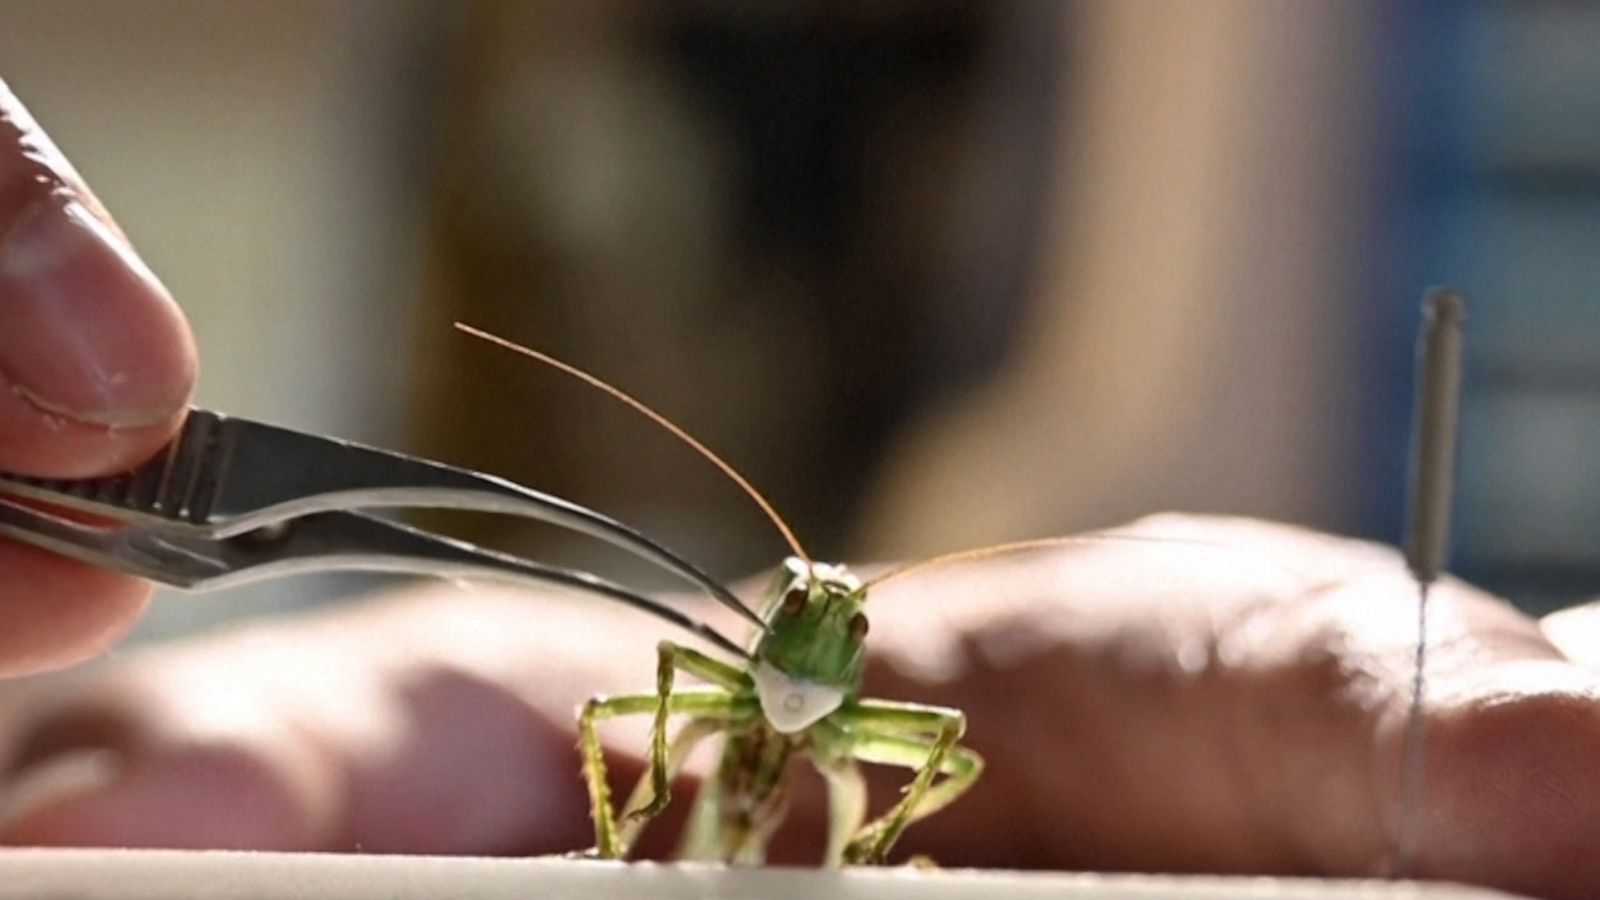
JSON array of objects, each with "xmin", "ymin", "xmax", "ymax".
[{"xmin": 0, "ymin": 409, "xmax": 237, "ymax": 524}]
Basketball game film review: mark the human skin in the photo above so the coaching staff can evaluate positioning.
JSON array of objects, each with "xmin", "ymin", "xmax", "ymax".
[
  {"xmin": 1, "ymin": 515, "xmax": 1598, "ymax": 900},
  {"xmin": 0, "ymin": 79, "xmax": 197, "ymax": 677}
]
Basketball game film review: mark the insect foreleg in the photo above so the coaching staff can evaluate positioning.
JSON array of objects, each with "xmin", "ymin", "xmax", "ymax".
[
  {"xmin": 831, "ymin": 702, "xmax": 984, "ymax": 864},
  {"xmin": 632, "ymin": 641, "xmax": 755, "ymax": 825},
  {"xmin": 579, "ymin": 686, "xmax": 751, "ymax": 858},
  {"xmin": 654, "ymin": 640, "xmax": 752, "ymax": 690},
  {"xmin": 615, "ymin": 716, "xmax": 729, "ymax": 852}
]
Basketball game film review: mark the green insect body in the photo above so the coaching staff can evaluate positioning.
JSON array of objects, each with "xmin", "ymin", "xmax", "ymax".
[
  {"xmin": 455, "ymin": 323, "xmax": 982, "ymax": 866},
  {"xmin": 578, "ymin": 556, "xmax": 984, "ymax": 866}
]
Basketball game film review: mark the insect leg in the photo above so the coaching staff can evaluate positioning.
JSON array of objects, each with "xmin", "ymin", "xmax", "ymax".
[
  {"xmin": 733, "ymin": 781, "xmax": 792, "ymax": 865},
  {"xmin": 681, "ymin": 729, "xmax": 793, "ymax": 864},
  {"xmin": 654, "ymin": 640, "xmax": 752, "ymax": 690},
  {"xmin": 614, "ymin": 716, "xmax": 728, "ymax": 853},
  {"xmin": 630, "ymin": 641, "xmax": 756, "ymax": 825},
  {"xmin": 812, "ymin": 754, "xmax": 868, "ymax": 868},
  {"xmin": 831, "ymin": 701, "xmax": 984, "ymax": 864},
  {"xmin": 843, "ymin": 731, "xmax": 983, "ymax": 862},
  {"xmin": 578, "ymin": 686, "xmax": 750, "ymax": 858}
]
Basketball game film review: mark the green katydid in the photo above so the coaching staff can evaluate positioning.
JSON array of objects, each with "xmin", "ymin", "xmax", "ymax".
[
  {"xmin": 457, "ymin": 322, "xmax": 987, "ymax": 866},
  {"xmin": 581, "ymin": 554, "xmax": 982, "ymax": 866}
]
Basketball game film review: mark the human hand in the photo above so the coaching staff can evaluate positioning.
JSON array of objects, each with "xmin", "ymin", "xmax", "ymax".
[
  {"xmin": 0, "ymin": 515, "xmax": 1594, "ymax": 900},
  {"xmin": 0, "ymin": 80, "xmax": 197, "ymax": 676}
]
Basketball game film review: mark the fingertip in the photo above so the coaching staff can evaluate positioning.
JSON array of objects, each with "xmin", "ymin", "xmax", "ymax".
[
  {"xmin": 0, "ymin": 540, "xmax": 149, "ymax": 678},
  {"xmin": 0, "ymin": 744, "xmax": 316, "ymax": 850}
]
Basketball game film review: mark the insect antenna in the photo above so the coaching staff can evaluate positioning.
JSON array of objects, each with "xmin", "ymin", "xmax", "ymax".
[
  {"xmin": 456, "ymin": 322, "xmax": 810, "ymax": 620},
  {"xmin": 457, "ymin": 323, "xmax": 809, "ymax": 563},
  {"xmin": 863, "ymin": 531, "xmax": 1275, "ymax": 591}
]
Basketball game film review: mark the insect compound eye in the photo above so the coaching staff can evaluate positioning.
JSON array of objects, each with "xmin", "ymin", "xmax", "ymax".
[
  {"xmin": 782, "ymin": 586, "xmax": 808, "ymax": 615},
  {"xmin": 849, "ymin": 612, "xmax": 870, "ymax": 641}
]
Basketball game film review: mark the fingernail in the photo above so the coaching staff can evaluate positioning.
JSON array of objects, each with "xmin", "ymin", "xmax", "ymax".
[
  {"xmin": 0, "ymin": 195, "xmax": 193, "ymax": 429},
  {"xmin": 0, "ymin": 748, "xmax": 123, "ymax": 837}
]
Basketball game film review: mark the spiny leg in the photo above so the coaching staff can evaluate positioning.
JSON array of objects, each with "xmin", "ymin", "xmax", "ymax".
[
  {"xmin": 614, "ymin": 716, "xmax": 725, "ymax": 853},
  {"xmin": 630, "ymin": 641, "xmax": 753, "ymax": 824},
  {"xmin": 830, "ymin": 701, "xmax": 985, "ymax": 864},
  {"xmin": 579, "ymin": 686, "xmax": 750, "ymax": 858}
]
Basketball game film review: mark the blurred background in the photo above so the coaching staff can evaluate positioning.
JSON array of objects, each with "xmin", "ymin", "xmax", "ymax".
[{"xmin": 2, "ymin": 0, "xmax": 1598, "ymax": 640}]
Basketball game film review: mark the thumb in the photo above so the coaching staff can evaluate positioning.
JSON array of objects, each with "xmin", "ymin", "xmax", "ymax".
[{"xmin": 0, "ymin": 78, "xmax": 196, "ymax": 478}]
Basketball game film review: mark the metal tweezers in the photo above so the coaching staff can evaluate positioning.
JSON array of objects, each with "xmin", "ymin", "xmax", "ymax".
[{"xmin": 0, "ymin": 407, "xmax": 756, "ymax": 657}]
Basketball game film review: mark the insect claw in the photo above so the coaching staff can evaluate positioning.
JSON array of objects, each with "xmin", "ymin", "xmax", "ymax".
[
  {"xmin": 843, "ymin": 840, "xmax": 884, "ymax": 866},
  {"xmin": 623, "ymin": 793, "xmax": 672, "ymax": 823}
]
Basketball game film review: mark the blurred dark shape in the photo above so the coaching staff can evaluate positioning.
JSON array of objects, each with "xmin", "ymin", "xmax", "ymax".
[{"xmin": 410, "ymin": 1, "xmax": 1064, "ymax": 580}]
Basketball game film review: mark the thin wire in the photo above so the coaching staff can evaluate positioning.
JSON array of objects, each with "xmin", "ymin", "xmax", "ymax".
[
  {"xmin": 1395, "ymin": 290, "xmax": 1464, "ymax": 875},
  {"xmin": 456, "ymin": 323, "xmax": 810, "ymax": 565},
  {"xmin": 1396, "ymin": 579, "xmax": 1430, "ymax": 875}
]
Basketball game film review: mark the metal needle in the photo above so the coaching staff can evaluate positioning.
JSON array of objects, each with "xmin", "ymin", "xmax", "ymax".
[
  {"xmin": 1397, "ymin": 288, "xmax": 1466, "ymax": 875},
  {"xmin": 1405, "ymin": 289, "xmax": 1466, "ymax": 587}
]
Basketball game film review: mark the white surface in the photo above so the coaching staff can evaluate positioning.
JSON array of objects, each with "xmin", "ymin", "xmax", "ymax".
[{"xmin": 0, "ymin": 850, "xmax": 1528, "ymax": 900}]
